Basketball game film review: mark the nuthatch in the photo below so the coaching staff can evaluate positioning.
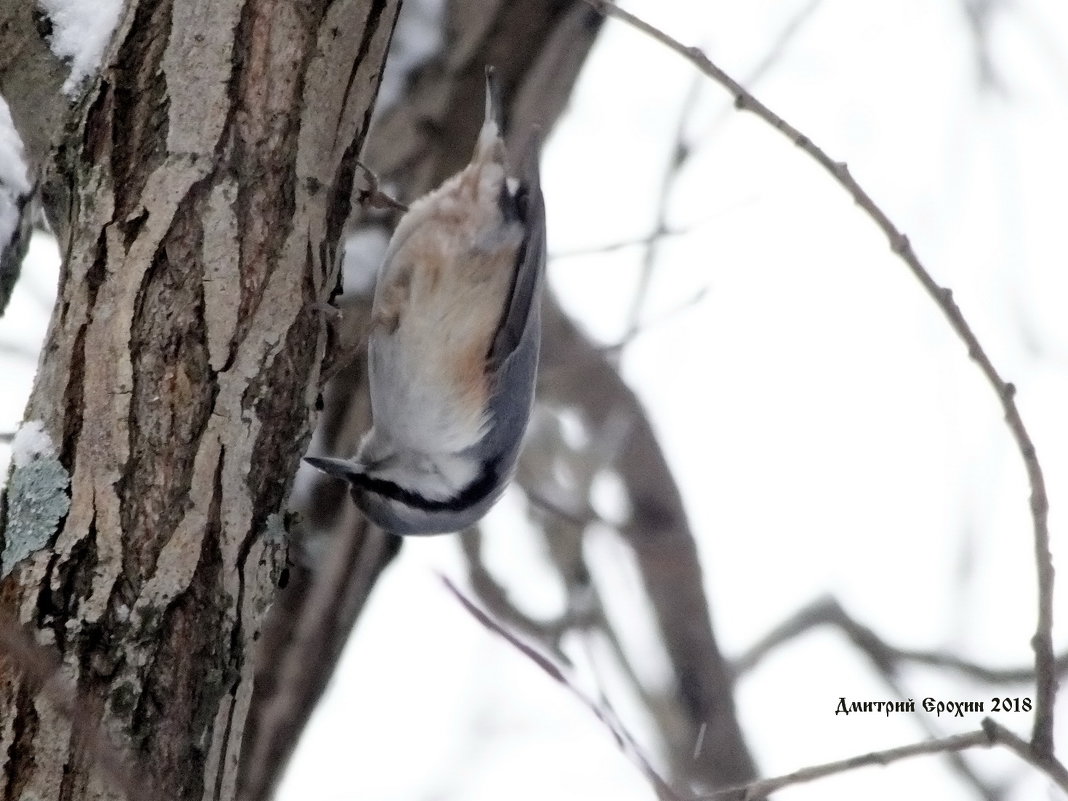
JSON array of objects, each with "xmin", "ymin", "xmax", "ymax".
[{"xmin": 305, "ymin": 68, "xmax": 546, "ymax": 535}]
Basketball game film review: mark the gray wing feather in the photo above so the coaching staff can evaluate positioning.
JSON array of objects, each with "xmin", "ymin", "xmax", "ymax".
[
  {"xmin": 476, "ymin": 145, "xmax": 546, "ymax": 466},
  {"xmin": 487, "ymin": 146, "xmax": 546, "ymax": 371}
]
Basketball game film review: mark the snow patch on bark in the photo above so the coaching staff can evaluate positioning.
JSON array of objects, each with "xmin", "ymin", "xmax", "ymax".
[{"xmin": 37, "ymin": 0, "xmax": 123, "ymax": 94}]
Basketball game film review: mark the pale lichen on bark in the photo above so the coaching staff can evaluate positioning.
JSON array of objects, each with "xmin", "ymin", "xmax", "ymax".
[
  {"xmin": 0, "ymin": 456, "xmax": 71, "ymax": 579},
  {"xmin": 0, "ymin": 423, "xmax": 71, "ymax": 578}
]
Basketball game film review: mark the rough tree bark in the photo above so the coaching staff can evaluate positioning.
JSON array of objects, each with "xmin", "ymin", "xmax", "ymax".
[{"xmin": 0, "ymin": 1, "xmax": 399, "ymax": 800}]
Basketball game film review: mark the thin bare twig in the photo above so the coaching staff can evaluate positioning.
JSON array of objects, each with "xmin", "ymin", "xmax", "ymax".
[
  {"xmin": 523, "ymin": 486, "xmax": 602, "ymax": 528},
  {"xmin": 458, "ymin": 530, "xmax": 573, "ymax": 662},
  {"xmin": 465, "ymin": 534, "xmax": 673, "ymax": 774},
  {"xmin": 877, "ymin": 669, "xmax": 1000, "ymax": 800},
  {"xmin": 624, "ymin": 0, "xmax": 822, "ymax": 349},
  {"xmin": 540, "ymin": 296, "xmax": 760, "ymax": 788},
  {"xmin": 509, "ymin": 412, "xmax": 682, "ymax": 744},
  {"xmin": 441, "ymin": 576, "xmax": 684, "ymax": 801},
  {"xmin": 550, "ymin": 228, "xmax": 691, "ymax": 259},
  {"xmin": 702, "ymin": 719, "xmax": 1068, "ymax": 800},
  {"xmin": 699, "ymin": 0, "xmax": 823, "ymax": 140},
  {"xmin": 702, "ymin": 728, "xmax": 994, "ymax": 800},
  {"xmin": 582, "ymin": 0, "xmax": 1057, "ymax": 757},
  {"xmin": 736, "ymin": 596, "xmax": 1068, "ymax": 685},
  {"xmin": 735, "ymin": 600, "xmax": 1001, "ymax": 798},
  {"xmin": 622, "ymin": 74, "xmax": 701, "ymax": 345},
  {"xmin": 982, "ymin": 718, "xmax": 1068, "ymax": 790},
  {"xmin": 601, "ymin": 287, "xmax": 708, "ymax": 356}
]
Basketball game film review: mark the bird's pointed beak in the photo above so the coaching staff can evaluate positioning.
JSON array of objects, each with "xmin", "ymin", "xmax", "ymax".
[
  {"xmin": 484, "ymin": 65, "xmax": 502, "ymax": 130},
  {"xmin": 473, "ymin": 65, "xmax": 504, "ymax": 164},
  {"xmin": 303, "ymin": 455, "xmax": 363, "ymax": 481}
]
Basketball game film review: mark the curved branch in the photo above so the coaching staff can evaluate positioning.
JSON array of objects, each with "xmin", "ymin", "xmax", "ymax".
[{"xmin": 582, "ymin": 0, "xmax": 1057, "ymax": 758}]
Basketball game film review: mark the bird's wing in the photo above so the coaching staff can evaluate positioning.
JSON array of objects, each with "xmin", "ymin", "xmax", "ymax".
[{"xmin": 486, "ymin": 143, "xmax": 546, "ymax": 373}]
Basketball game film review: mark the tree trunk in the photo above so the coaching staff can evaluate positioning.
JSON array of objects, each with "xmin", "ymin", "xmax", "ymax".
[{"xmin": 0, "ymin": 1, "xmax": 399, "ymax": 799}]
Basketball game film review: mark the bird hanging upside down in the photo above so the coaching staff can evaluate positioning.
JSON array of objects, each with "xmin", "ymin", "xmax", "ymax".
[{"xmin": 305, "ymin": 67, "xmax": 546, "ymax": 535}]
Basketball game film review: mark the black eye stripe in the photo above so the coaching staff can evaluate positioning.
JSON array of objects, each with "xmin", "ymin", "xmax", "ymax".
[{"xmin": 348, "ymin": 461, "xmax": 500, "ymax": 513}]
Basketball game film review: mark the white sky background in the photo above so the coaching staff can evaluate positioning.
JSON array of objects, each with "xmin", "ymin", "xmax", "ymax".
[{"xmin": 2, "ymin": 0, "xmax": 1068, "ymax": 799}]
